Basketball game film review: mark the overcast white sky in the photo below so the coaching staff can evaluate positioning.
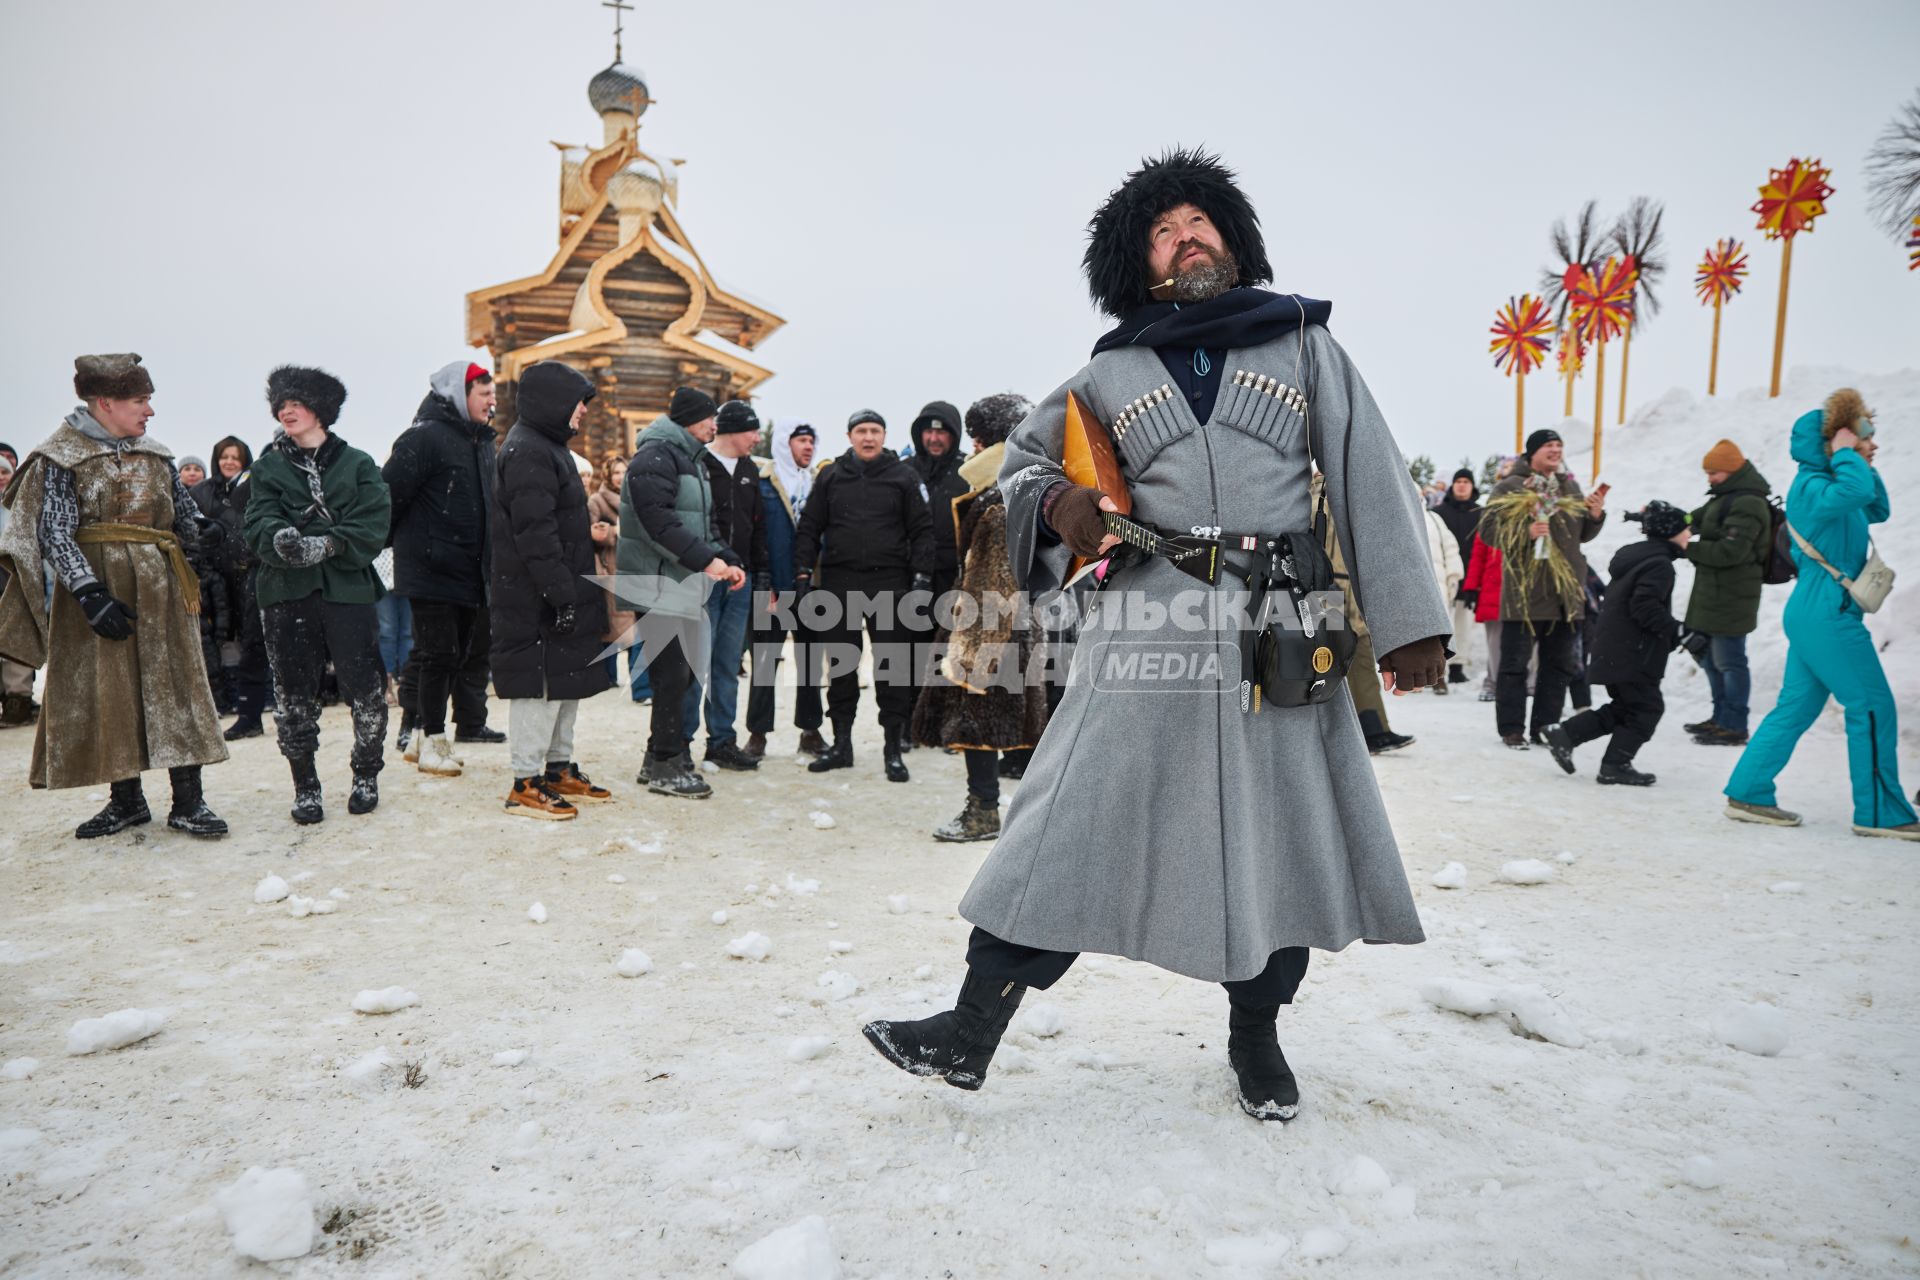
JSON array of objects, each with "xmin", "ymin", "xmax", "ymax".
[{"xmin": 2, "ymin": 0, "xmax": 1915, "ymax": 472}]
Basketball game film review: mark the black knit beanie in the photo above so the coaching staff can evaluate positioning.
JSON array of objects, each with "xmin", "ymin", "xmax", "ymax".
[{"xmin": 669, "ymin": 386, "xmax": 718, "ymax": 427}]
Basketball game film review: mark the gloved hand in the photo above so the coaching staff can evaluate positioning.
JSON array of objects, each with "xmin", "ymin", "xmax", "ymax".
[
  {"xmin": 272, "ymin": 526, "xmax": 337, "ymax": 567},
  {"xmin": 909, "ymin": 573, "xmax": 933, "ymax": 595},
  {"xmin": 1457, "ymin": 586, "xmax": 1479, "ymax": 610},
  {"xmin": 74, "ymin": 583, "xmax": 138, "ymax": 641},
  {"xmin": 196, "ymin": 518, "xmax": 225, "ymax": 550},
  {"xmin": 551, "ymin": 603, "xmax": 577, "ymax": 636},
  {"xmin": 1048, "ymin": 484, "xmax": 1114, "ymax": 558},
  {"xmin": 1378, "ymin": 634, "xmax": 1448, "ymax": 692},
  {"xmin": 794, "ymin": 571, "xmax": 814, "ymax": 598},
  {"xmin": 1677, "ymin": 626, "xmax": 1710, "ymax": 658}
]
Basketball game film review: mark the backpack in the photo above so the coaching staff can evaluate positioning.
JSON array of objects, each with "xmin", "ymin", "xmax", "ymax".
[{"xmin": 1762, "ymin": 497, "xmax": 1796, "ymax": 585}]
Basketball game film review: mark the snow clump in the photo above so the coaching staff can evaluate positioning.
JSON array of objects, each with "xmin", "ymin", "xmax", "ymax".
[
  {"xmin": 786, "ymin": 1036, "xmax": 833, "ymax": 1062},
  {"xmin": 808, "ymin": 811, "xmax": 836, "ymax": 830},
  {"xmin": 1683, "ymin": 1155, "xmax": 1723, "ymax": 1189},
  {"xmin": 287, "ymin": 895, "xmax": 335, "ymax": 918},
  {"xmin": 712, "ymin": 910, "xmax": 730, "ymax": 925},
  {"xmin": 1297, "ymin": 1227, "xmax": 1347, "ymax": 1259},
  {"xmin": 1713, "ymin": 1001, "xmax": 1790, "ymax": 1056},
  {"xmin": 1015, "ymin": 1004, "xmax": 1066, "ymax": 1038},
  {"xmin": 1205, "ymin": 1234, "xmax": 1291, "ymax": 1267},
  {"xmin": 886, "ymin": 895, "xmax": 911, "ymax": 914},
  {"xmin": 1325, "ymin": 1155, "xmax": 1392, "ymax": 1198},
  {"xmin": 817, "ymin": 971, "xmax": 860, "ymax": 1001},
  {"xmin": 493, "ymin": 1049, "xmax": 531, "ymax": 1067},
  {"xmin": 351, "ymin": 987, "xmax": 419, "ymax": 1015},
  {"xmin": 3, "ymin": 1057, "xmax": 41, "ymax": 1080},
  {"xmin": 747, "ymin": 1119, "xmax": 800, "ymax": 1152},
  {"xmin": 253, "ymin": 875, "xmax": 290, "ymax": 904},
  {"xmin": 1493, "ymin": 984, "xmax": 1586, "ymax": 1048},
  {"xmin": 66, "ymin": 1008, "xmax": 166, "ymax": 1055},
  {"xmin": 730, "ymin": 1215, "xmax": 839, "ymax": 1280},
  {"xmin": 615, "ymin": 949, "xmax": 654, "ymax": 977},
  {"xmin": 527, "ymin": 902, "xmax": 548, "ymax": 924},
  {"xmin": 1497, "ymin": 859, "xmax": 1555, "ymax": 885},
  {"xmin": 1418, "ymin": 978, "xmax": 1501, "ymax": 1016},
  {"xmin": 214, "ymin": 1166, "xmax": 315, "ymax": 1262},
  {"xmin": 1430, "ymin": 861, "xmax": 1468, "ymax": 889},
  {"xmin": 727, "ymin": 932, "xmax": 773, "ymax": 962}
]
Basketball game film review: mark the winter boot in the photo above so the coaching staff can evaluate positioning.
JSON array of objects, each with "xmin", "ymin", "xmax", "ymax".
[
  {"xmin": 76, "ymin": 777, "xmax": 151, "ymax": 839},
  {"xmin": 504, "ymin": 775, "xmax": 577, "ymax": 821},
  {"xmin": 545, "ymin": 761, "xmax": 613, "ymax": 805},
  {"xmin": 1448, "ymin": 662, "xmax": 1468, "ymax": 685},
  {"xmin": 224, "ymin": 715, "xmax": 264, "ymax": 741},
  {"xmin": 647, "ymin": 755, "xmax": 713, "ymax": 799},
  {"xmin": 1542, "ymin": 723, "xmax": 1578, "ymax": 775},
  {"xmin": 1501, "ymin": 732, "xmax": 1529, "ymax": 750},
  {"xmin": 1528, "ymin": 728, "xmax": 1550, "ymax": 747},
  {"xmin": 165, "ymin": 766, "xmax": 228, "ymax": 837},
  {"xmin": 932, "ymin": 795, "xmax": 1001, "ymax": 843},
  {"xmin": 1359, "ymin": 709, "xmax": 1414, "ymax": 755},
  {"xmin": 883, "ymin": 727, "xmax": 910, "ymax": 783},
  {"xmin": 704, "ymin": 740, "xmax": 761, "ymax": 772},
  {"xmin": 398, "ymin": 712, "xmax": 420, "ymax": 762},
  {"xmin": 1597, "ymin": 761, "xmax": 1656, "ymax": 786},
  {"xmin": 1726, "ymin": 799, "xmax": 1801, "ymax": 827},
  {"xmin": 417, "ymin": 734, "xmax": 462, "ymax": 777},
  {"xmin": 1226, "ymin": 1000, "xmax": 1300, "ymax": 1122},
  {"xmin": 862, "ymin": 969, "xmax": 1028, "ymax": 1091},
  {"xmin": 807, "ymin": 735, "xmax": 854, "ymax": 773},
  {"xmin": 1692, "ymin": 725, "xmax": 1748, "ymax": 746},
  {"xmin": 998, "ymin": 751, "xmax": 1030, "ymax": 780},
  {"xmin": 797, "ymin": 728, "xmax": 828, "ymax": 757},
  {"xmin": 455, "ymin": 723, "xmax": 506, "ymax": 744},
  {"xmin": 744, "ymin": 732, "xmax": 767, "ymax": 759},
  {"xmin": 1681, "ymin": 718, "xmax": 1716, "ymax": 736},
  {"xmin": 289, "ymin": 756, "xmax": 324, "ymax": 825},
  {"xmin": 1, "ymin": 692, "xmax": 37, "ymax": 727},
  {"xmin": 1853, "ymin": 822, "xmax": 1920, "ymax": 842},
  {"xmin": 348, "ymin": 773, "xmax": 379, "ymax": 815}
]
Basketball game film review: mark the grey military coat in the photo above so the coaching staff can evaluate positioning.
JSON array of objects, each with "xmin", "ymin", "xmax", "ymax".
[{"xmin": 957, "ymin": 324, "xmax": 1448, "ymax": 982}]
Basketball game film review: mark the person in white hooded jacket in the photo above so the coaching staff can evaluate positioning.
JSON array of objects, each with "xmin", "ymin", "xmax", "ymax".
[
  {"xmin": 745, "ymin": 418, "xmax": 826, "ymax": 757},
  {"xmin": 1420, "ymin": 480, "xmax": 1464, "ymax": 694}
]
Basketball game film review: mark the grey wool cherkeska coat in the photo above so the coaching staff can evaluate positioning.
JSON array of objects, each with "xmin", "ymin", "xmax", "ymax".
[{"xmin": 956, "ymin": 323, "xmax": 1449, "ymax": 982}]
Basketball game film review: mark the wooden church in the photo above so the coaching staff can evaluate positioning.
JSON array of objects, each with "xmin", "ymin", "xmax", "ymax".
[{"xmin": 467, "ymin": 22, "xmax": 783, "ymax": 460}]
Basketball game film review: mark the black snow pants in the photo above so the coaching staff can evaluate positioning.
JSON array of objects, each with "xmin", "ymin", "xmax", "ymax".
[
  {"xmin": 1560, "ymin": 680, "xmax": 1664, "ymax": 768},
  {"xmin": 966, "ymin": 927, "xmax": 1311, "ymax": 1008},
  {"xmin": 1496, "ymin": 619, "xmax": 1580, "ymax": 738},
  {"xmin": 263, "ymin": 592, "xmax": 388, "ymax": 776},
  {"xmin": 408, "ymin": 599, "xmax": 494, "ymax": 736},
  {"xmin": 813, "ymin": 569, "xmax": 916, "ymax": 736}
]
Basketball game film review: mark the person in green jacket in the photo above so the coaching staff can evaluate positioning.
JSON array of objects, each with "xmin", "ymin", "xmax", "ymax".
[
  {"xmin": 1681, "ymin": 439, "xmax": 1772, "ymax": 746},
  {"xmin": 244, "ymin": 366, "xmax": 393, "ymax": 824}
]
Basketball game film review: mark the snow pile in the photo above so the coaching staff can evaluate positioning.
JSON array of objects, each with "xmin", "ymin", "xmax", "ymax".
[
  {"xmin": 816, "ymin": 971, "xmax": 859, "ymax": 1001},
  {"xmin": 213, "ymin": 1166, "xmax": 314, "ymax": 1262},
  {"xmin": 1496, "ymin": 859, "xmax": 1555, "ymax": 886},
  {"xmin": 492, "ymin": 1049, "xmax": 530, "ymax": 1068},
  {"xmin": 351, "ymin": 987, "xmax": 419, "ymax": 1015},
  {"xmin": 808, "ymin": 811, "xmax": 836, "ymax": 830},
  {"xmin": 527, "ymin": 902, "xmax": 548, "ymax": 924},
  {"xmin": 886, "ymin": 895, "xmax": 912, "ymax": 914},
  {"xmin": 615, "ymin": 948, "xmax": 654, "ymax": 977},
  {"xmin": 1565, "ymin": 365, "xmax": 1920, "ymax": 744},
  {"xmin": 1420, "ymin": 980, "xmax": 1586, "ymax": 1048},
  {"xmin": 787, "ymin": 1036, "xmax": 833, "ymax": 1062},
  {"xmin": 1430, "ymin": 861, "xmax": 1468, "ymax": 889},
  {"xmin": 1205, "ymin": 1233, "xmax": 1292, "ymax": 1267},
  {"xmin": 1297, "ymin": 1227, "xmax": 1348, "ymax": 1260},
  {"xmin": 785, "ymin": 873, "xmax": 821, "ymax": 896},
  {"xmin": 727, "ymin": 932, "xmax": 773, "ymax": 962},
  {"xmin": 3, "ymin": 1057, "xmax": 39, "ymax": 1080},
  {"xmin": 66, "ymin": 1008, "xmax": 166, "ymax": 1055},
  {"xmin": 1713, "ymin": 1001, "xmax": 1790, "ymax": 1056},
  {"xmin": 730, "ymin": 1215, "xmax": 839, "ymax": 1280},
  {"xmin": 1016, "ymin": 1005, "xmax": 1067, "ymax": 1038},
  {"xmin": 286, "ymin": 895, "xmax": 335, "ymax": 918},
  {"xmin": 253, "ymin": 875, "xmax": 289, "ymax": 904}
]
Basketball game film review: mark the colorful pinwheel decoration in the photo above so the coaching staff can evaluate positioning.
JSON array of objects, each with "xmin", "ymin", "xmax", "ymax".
[
  {"xmin": 1568, "ymin": 255, "xmax": 1636, "ymax": 478},
  {"xmin": 1908, "ymin": 214, "xmax": 1920, "ymax": 271},
  {"xmin": 1490, "ymin": 293, "xmax": 1553, "ymax": 447},
  {"xmin": 1752, "ymin": 157, "xmax": 1834, "ymax": 396},
  {"xmin": 1694, "ymin": 238, "xmax": 1749, "ymax": 394}
]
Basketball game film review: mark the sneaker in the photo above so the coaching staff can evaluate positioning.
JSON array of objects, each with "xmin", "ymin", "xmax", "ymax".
[
  {"xmin": 1852, "ymin": 822, "xmax": 1920, "ymax": 842},
  {"xmin": 705, "ymin": 740, "xmax": 761, "ymax": 772},
  {"xmin": 1597, "ymin": 762, "xmax": 1655, "ymax": 786},
  {"xmin": 455, "ymin": 724, "xmax": 507, "ymax": 744},
  {"xmin": 647, "ymin": 759, "xmax": 713, "ymax": 799},
  {"xmin": 401, "ymin": 725, "xmax": 422, "ymax": 763},
  {"xmin": 545, "ymin": 762, "xmax": 613, "ymax": 805},
  {"xmin": 1542, "ymin": 724, "xmax": 1577, "ymax": 775},
  {"xmin": 505, "ymin": 776, "xmax": 577, "ymax": 820},
  {"xmin": 932, "ymin": 796, "xmax": 1001, "ymax": 843},
  {"xmin": 1501, "ymin": 733, "xmax": 1529, "ymax": 750},
  {"xmin": 1682, "ymin": 719, "xmax": 1716, "ymax": 736},
  {"xmin": 417, "ymin": 734, "xmax": 462, "ymax": 777},
  {"xmin": 1366, "ymin": 731, "xmax": 1415, "ymax": 754},
  {"xmin": 1692, "ymin": 726, "xmax": 1749, "ymax": 746},
  {"xmin": 223, "ymin": 716, "xmax": 264, "ymax": 741},
  {"xmin": 1726, "ymin": 799, "xmax": 1801, "ymax": 827}
]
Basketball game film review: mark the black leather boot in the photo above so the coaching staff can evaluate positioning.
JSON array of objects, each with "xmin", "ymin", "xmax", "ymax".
[
  {"xmin": 807, "ymin": 732, "xmax": 854, "ymax": 773},
  {"xmin": 166, "ymin": 766, "xmax": 228, "ymax": 836},
  {"xmin": 882, "ymin": 726, "xmax": 909, "ymax": 783},
  {"xmin": 862, "ymin": 969, "xmax": 1027, "ymax": 1091},
  {"xmin": 289, "ymin": 756, "xmax": 324, "ymax": 825},
  {"xmin": 1226, "ymin": 1000, "xmax": 1300, "ymax": 1122},
  {"xmin": 348, "ymin": 773, "xmax": 379, "ymax": 815},
  {"xmin": 76, "ymin": 777, "xmax": 151, "ymax": 839}
]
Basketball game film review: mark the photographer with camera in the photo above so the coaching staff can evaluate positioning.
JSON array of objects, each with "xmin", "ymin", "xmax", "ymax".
[{"xmin": 1541, "ymin": 500, "xmax": 1703, "ymax": 786}]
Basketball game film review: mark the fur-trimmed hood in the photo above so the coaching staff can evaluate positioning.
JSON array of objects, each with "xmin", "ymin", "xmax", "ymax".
[
  {"xmin": 1820, "ymin": 387, "xmax": 1871, "ymax": 439},
  {"xmin": 1083, "ymin": 148, "xmax": 1272, "ymax": 317}
]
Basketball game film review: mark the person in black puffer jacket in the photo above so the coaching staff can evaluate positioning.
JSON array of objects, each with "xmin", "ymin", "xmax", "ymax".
[
  {"xmin": 907, "ymin": 400, "xmax": 967, "ymax": 600},
  {"xmin": 193, "ymin": 435, "xmax": 271, "ymax": 738},
  {"xmin": 1433, "ymin": 468, "xmax": 1480, "ymax": 684},
  {"xmin": 489, "ymin": 360, "xmax": 615, "ymax": 820},
  {"xmin": 1543, "ymin": 501, "xmax": 1702, "ymax": 786},
  {"xmin": 794, "ymin": 409, "xmax": 935, "ymax": 781},
  {"xmin": 383, "ymin": 361, "xmax": 502, "ymax": 771}
]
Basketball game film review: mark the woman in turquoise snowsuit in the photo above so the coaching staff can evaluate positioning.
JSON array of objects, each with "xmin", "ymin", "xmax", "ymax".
[{"xmin": 1725, "ymin": 389, "xmax": 1915, "ymax": 837}]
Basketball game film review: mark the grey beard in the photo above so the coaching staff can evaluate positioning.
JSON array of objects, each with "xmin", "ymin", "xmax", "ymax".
[{"xmin": 1167, "ymin": 251, "xmax": 1238, "ymax": 303}]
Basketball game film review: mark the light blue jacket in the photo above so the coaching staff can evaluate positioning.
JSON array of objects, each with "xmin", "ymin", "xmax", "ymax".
[{"xmin": 1783, "ymin": 408, "xmax": 1889, "ymax": 622}]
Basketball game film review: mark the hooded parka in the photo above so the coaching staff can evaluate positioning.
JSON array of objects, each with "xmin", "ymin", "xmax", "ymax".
[
  {"xmin": 383, "ymin": 361, "xmax": 496, "ymax": 606},
  {"xmin": 1684, "ymin": 460, "xmax": 1772, "ymax": 636},
  {"xmin": 487, "ymin": 362, "xmax": 611, "ymax": 701},
  {"xmin": 907, "ymin": 401, "xmax": 967, "ymax": 581}
]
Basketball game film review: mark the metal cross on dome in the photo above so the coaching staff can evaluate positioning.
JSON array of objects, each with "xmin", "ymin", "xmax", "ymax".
[{"xmin": 603, "ymin": 0, "xmax": 633, "ymax": 61}]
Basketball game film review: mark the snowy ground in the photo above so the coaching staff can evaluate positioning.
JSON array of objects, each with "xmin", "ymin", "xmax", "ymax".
[{"xmin": 2, "ymin": 661, "xmax": 1917, "ymax": 1278}]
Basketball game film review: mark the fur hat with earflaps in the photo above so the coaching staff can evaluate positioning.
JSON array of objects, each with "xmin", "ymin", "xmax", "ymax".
[
  {"xmin": 964, "ymin": 393, "xmax": 1031, "ymax": 448},
  {"xmin": 73, "ymin": 353, "xmax": 154, "ymax": 401},
  {"xmin": 1083, "ymin": 147, "xmax": 1273, "ymax": 317},
  {"xmin": 266, "ymin": 365, "xmax": 348, "ymax": 427},
  {"xmin": 1821, "ymin": 387, "xmax": 1871, "ymax": 438}
]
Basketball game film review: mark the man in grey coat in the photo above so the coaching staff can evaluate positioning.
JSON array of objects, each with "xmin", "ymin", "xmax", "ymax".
[{"xmin": 862, "ymin": 150, "xmax": 1450, "ymax": 1122}]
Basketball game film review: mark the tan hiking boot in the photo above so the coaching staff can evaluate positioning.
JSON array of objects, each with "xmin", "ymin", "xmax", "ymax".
[
  {"xmin": 505, "ymin": 776, "xmax": 577, "ymax": 821},
  {"xmin": 418, "ymin": 734, "xmax": 462, "ymax": 777},
  {"xmin": 932, "ymin": 796, "xmax": 1001, "ymax": 843},
  {"xmin": 545, "ymin": 762, "xmax": 613, "ymax": 805},
  {"xmin": 1726, "ymin": 799, "xmax": 1801, "ymax": 827}
]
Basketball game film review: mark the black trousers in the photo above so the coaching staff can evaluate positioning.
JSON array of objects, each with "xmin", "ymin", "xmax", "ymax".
[
  {"xmin": 1496, "ymin": 619, "xmax": 1580, "ymax": 737},
  {"xmin": 647, "ymin": 632, "xmax": 695, "ymax": 763},
  {"xmin": 745, "ymin": 605, "xmax": 823, "ymax": 734},
  {"xmin": 967, "ymin": 927, "xmax": 1311, "ymax": 1007},
  {"xmin": 1561, "ymin": 680, "xmax": 1664, "ymax": 767},
  {"xmin": 812, "ymin": 569, "xmax": 916, "ymax": 735},
  {"xmin": 964, "ymin": 748, "xmax": 1000, "ymax": 805},
  {"xmin": 230, "ymin": 568, "xmax": 272, "ymax": 719},
  {"xmin": 408, "ymin": 599, "xmax": 493, "ymax": 735},
  {"xmin": 262, "ymin": 594, "xmax": 388, "ymax": 776}
]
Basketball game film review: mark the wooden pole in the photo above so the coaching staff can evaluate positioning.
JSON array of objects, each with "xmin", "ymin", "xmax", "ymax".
[
  {"xmin": 1617, "ymin": 325, "xmax": 1632, "ymax": 425},
  {"xmin": 1515, "ymin": 371, "xmax": 1525, "ymax": 452},
  {"xmin": 1592, "ymin": 336, "xmax": 1607, "ymax": 480},
  {"xmin": 1769, "ymin": 236, "xmax": 1793, "ymax": 398},
  {"xmin": 1563, "ymin": 345, "xmax": 1576, "ymax": 417},
  {"xmin": 1708, "ymin": 293, "xmax": 1723, "ymax": 396}
]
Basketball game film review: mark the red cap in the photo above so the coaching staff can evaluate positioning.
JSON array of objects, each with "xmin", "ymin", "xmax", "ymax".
[{"xmin": 465, "ymin": 362, "xmax": 492, "ymax": 386}]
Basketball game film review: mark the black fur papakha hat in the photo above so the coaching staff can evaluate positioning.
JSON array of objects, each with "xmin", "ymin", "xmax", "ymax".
[
  {"xmin": 266, "ymin": 365, "xmax": 348, "ymax": 427},
  {"xmin": 964, "ymin": 393, "xmax": 1031, "ymax": 448},
  {"xmin": 73, "ymin": 353, "xmax": 154, "ymax": 401},
  {"xmin": 1083, "ymin": 147, "xmax": 1272, "ymax": 317}
]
